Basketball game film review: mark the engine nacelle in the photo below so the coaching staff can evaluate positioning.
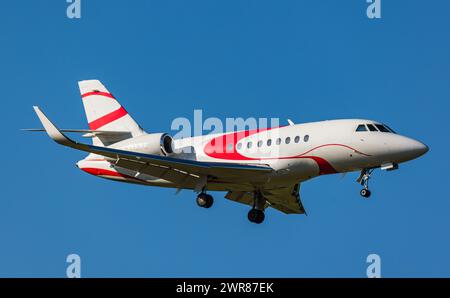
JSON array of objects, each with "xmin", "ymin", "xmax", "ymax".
[{"xmin": 114, "ymin": 133, "xmax": 174, "ymax": 156}]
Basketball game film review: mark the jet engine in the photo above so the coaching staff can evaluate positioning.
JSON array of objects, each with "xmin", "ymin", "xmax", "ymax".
[{"xmin": 114, "ymin": 133, "xmax": 174, "ymax": 156}]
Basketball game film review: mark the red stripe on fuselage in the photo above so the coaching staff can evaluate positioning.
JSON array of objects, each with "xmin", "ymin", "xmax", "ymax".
[
  {"xmin": 88, "ymin": 106, "xmax": 128, "ymax": 130},
  {"xmin": 203, "ymin": 128, "xmax": 372, "ymax": 175},
  {"xmin": 204, "ymin": 127, "xmax": 280, "ymax": 160},
  {"xmin": 204, "ymin": 129, "xmax": 371, "ymax": 161},
  {"xmin": 296, "ymin": 156, "xmax": 337, "ymax": 175},
  {"xmin": 290, "ymin": 143, "xmax": 371, "ymax": 158}
]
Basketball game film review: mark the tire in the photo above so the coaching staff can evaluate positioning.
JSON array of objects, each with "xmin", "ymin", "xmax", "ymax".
[
  {"xmin": 248, "ymin": 209, "xmax": 265, "ymax": 224},
  {"xmin": 204, "ymin": 194, "xmax": 214, "ymax": 208},
  {"xmin": 360, "ymin": 189, "xmax": 371, "ymax": 198},
  {"xmin": 196, "ymin": 193, "xmax": 208, "ymax": 207},
  {"xmin": 196, "ymin": 193, "xmax": 214, "ymax": 208}
]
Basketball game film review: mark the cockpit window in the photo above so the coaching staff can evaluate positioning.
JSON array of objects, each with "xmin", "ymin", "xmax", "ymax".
[
  {"xmin": 383, "ymin": 124, "xmax": 396, "ymax": 133},
  {"xmin": 356, "ymin": 124, "xmax": 367, "ymax": 132},
  {"xmin": 366, "ymin": 124, "xmax": 378, "ymax": 132},
  {"xmin": 357, "ymin": 122, "xmax": 396, "ymax": 133},
  {"xmin": 375, "ymin": 124, "xmax": 390, "ymax": 132}
]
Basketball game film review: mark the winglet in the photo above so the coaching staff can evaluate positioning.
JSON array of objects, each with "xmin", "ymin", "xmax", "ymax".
[{"xmin": 32, "ymin": 106, "xmax": 73, "ymax": 146}]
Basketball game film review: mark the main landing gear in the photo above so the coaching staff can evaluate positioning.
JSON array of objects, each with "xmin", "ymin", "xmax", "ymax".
[
  {"xmin": 196, "ymin": 192, "xmax": 214, "ymax": 208},
  {"xmin": 195, "ymin": 189, "xmax": 266, "ymax": 224},
  {"xmin": 248, "ymin": 208, "xmax": 265, "ymax": 224},
  {"xmin": 357, "ymin": 168, "xmax": 374, "ymax": 198},
  {"xmin": 248, "ymin": 191, "xmax": 266, "ymax": 224}
]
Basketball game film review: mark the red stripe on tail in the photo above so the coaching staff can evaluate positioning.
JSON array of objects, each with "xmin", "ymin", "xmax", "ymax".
[
  {"xmin": 88, "ymin": 106, "xmax": 128, "ymax": 130},
  {"xmin": 81, "ymin": 91, "xmax": 115, "ymax": 99}
]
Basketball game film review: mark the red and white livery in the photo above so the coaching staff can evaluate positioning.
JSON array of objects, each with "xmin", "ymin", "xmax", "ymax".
[{"xmin": 28, "ymin": 80, "xmax": 429, "ymax": 224}]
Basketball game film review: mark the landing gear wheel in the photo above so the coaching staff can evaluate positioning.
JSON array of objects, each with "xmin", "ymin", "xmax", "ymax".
[
  {"xmin": 360, "ymin": 188, "xmax": 371, "ymax": 198},
  {"xmin": 357, "ymin": 168, "xmax": 374, "ymax": 198},
  {"xmin": 204, "ymin": 195, "xmax": 214, "ymax": 208},
  {"xmin": 196, "ymin": 193, "xmax": 214, "ymax": 208},
  {"xmin": 248, "ymin": 209, "xmax": 265, "ymax": 224}
]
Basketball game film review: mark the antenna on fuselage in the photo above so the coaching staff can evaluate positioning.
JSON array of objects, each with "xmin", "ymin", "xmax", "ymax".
[{"xmin": 287, "ymin": 119, "xmax": 295, "ymax": 126}]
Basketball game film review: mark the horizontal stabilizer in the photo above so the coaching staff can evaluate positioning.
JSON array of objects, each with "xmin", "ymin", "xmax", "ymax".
[{"xmin": 22, "ymin": 128, "xmax": 132, "ymax": 139}]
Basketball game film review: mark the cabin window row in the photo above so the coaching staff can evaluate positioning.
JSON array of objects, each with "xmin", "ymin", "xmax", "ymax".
[{"xmin": 236, "ymin": 135, "xmax": 310, "ymax": 150}]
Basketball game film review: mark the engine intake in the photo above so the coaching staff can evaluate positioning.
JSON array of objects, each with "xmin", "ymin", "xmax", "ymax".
[{"xmin": 160, "ymin": 133, "xmax": 174, "ymax": 155}]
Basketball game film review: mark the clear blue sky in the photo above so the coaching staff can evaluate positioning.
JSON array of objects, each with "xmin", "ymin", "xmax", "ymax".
[{"xmin": 0, "ymin": 1, "xmax": 449, "ymax": 277}]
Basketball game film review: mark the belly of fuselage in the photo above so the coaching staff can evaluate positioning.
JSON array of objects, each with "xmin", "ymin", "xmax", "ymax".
[{"xmin": 76, "ymin": 159, "xmax": 176, "ymax": 187}]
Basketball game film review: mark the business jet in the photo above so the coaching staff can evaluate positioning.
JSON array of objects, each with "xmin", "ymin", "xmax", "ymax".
[{"xmin": 27, "ymin": 80, "xmax": 428, "ymax": 224}]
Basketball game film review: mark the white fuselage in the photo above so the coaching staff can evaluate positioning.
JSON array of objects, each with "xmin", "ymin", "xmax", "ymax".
[
  {"xmin": 31, "ymin": 80, "xmax": 430, "ymax": 222},
  {"xmin": 76, "ymin": 119, "xmax": 428, "ymax": 191}
]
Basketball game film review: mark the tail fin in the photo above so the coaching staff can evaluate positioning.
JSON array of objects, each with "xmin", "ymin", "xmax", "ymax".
[{"xmin": 78, "ymin": 80, "xmax": 145, "ymax": 145}]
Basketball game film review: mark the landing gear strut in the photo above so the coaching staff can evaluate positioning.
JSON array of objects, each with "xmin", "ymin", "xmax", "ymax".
[
  {"xmin": 357, "ymin": 168, "xmax": 374, "ymax": 198},
  {"xmin": 248, "ymin": 191, "xmax": 266, "ymax": 224},
  {"xmin": 196, "ymin": 192, "xmax": 214, "ymax": 208}
]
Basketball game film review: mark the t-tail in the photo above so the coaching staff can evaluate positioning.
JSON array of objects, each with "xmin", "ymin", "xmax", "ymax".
[{"xmin": 78, "ymin": 80, "xmax": 145, "ymax": 146}]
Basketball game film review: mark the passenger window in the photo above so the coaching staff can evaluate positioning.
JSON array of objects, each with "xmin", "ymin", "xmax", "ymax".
[
  {"xmin": 267, "ymin": 139, "xmax": 272, "ymax": 146},
  {"xmin": 247, "ymin": 142, "xmax": 252, "ymax": 149},
  {"xmin": 375, "ymin": 124, "xmax": 390, "ymax": 132},
  {"xmin": 285, "ymin": 137, "xmax": 291, "ymax": 144},
  {"xmin": 366, "ymin": 124, "xmax": 378, "ymax": 132},
  {"xmin": 276, "ymin": 138, "xmax": 281, "ymax": 145},
  {"xmin": 356, "ymin": 124, "xmax": 367, "ymax": 132},
  {"xmin": 304, "ymin": 135, "xmax": 309, "ymax": 142},
  {"xmin": 294, "ymin": 136, "xmax": 300, "ymax": 143},
  {"xmin": 237, "ymin": 143, "xmax": 242, "ymax": 150},
  {"xmin": 226, "ymin": 143, "xmax": 233, "ymax": 152},
  {"xmin": 257, "ymin": 140, "xmax": 263, "ymax": 147}
]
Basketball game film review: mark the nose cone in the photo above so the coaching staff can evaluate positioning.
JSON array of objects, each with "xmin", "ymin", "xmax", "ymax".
[
  {"xmin": 388, "ymin": 135, "xmax": 429, "ymax": 163},
  {"xmin": 398, "ymin": 137, "xmax": 429, "ymax": 161},
  {"xmin": 410, "ymin": 140, "xmax": 429, "ymax": 158}
]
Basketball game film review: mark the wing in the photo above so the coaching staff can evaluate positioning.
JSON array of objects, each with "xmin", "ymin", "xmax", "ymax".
[
  {"xmin": 263, "ymin": 183, "xmax": 306, "ymax": 214},
  {"xmin": 31, "ymin": 107, "xmax": 273, "ymax": 186},
  {"xmin": 225, "ymin": 183, "xmax": 306, "ymax": 215}
]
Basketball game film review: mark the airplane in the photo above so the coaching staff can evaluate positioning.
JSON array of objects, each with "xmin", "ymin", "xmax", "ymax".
[{"xmin": 27, "ymin": 80, "xmax": 429, "ymax": 224}]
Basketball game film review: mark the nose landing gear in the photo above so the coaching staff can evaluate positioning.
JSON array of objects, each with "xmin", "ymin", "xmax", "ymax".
[{"xmin": 357, "ymin": 168, "xmax": 374, "ymax": 198}]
